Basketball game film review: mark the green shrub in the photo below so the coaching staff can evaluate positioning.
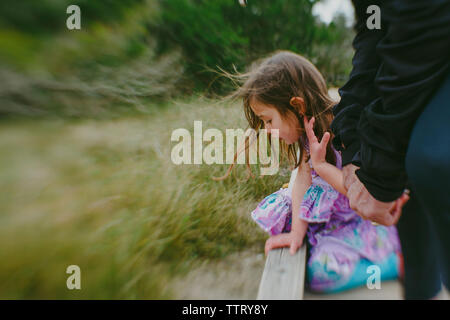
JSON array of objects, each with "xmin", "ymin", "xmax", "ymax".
[{"xmin": 153, "ymin": 0, "xmax": 353, "ymax": 93}]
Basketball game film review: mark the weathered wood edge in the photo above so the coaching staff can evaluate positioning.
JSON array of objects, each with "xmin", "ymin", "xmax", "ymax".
[{"xmin": 256, "ymin": 244, "xmax": 307, "ymax": 300}]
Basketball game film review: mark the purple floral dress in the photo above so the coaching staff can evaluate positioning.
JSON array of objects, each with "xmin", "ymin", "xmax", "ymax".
[{"xmin": 251, "ymin": 147, "xmax": 402, "ymax": 293}]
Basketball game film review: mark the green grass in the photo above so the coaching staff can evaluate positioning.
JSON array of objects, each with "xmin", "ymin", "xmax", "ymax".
[
  {"xmin": 0, "ymin": 95, "xmax": 289, "ymax": 299},
  {"xmin": 0, "ymin": 0, "xmax": 184, "ymax": 118}
]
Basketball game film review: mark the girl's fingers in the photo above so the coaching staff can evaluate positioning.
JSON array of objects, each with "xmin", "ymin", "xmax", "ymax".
[
  {"xmin": 303, "ymin": 117, "xmax": 318, "ymax": 143},
  {"xmin": 289, "ymin": 244, "xmax": 296, "ymax": 255},
  {"xmin": 320, "ymin": 131, "xmax": 331, "ymax": 148},
  {"xmin": 265, "ymin": 234, "xmax": 291, "ymax": 255},
  {"xmin": 303, "ymin": 116, "xmax": 311, "ymax": 137},
  {"xmin": 270, "ymin": 234, "xmax": 290, "ymax": 247},
  {"xmin": 303, "ymin": 117, "xmax": 330, "ymax": 150},
  {"xmin": 264, "ymin": 241, "xmax": 270, "ymax": 256},
  {"xmin": 289, "ymin": 241, "xmax": 300, "ymax": 255}
]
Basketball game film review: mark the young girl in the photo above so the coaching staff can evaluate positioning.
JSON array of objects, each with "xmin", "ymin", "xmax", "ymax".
[{"xmin": 225, "ymin": 50, "xmax": 407, "ymax": 293}]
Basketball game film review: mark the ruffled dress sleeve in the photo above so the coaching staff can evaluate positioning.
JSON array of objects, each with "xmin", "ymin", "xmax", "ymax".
[
  {"xmin": 296, "ymin": 140, "xmax": 343, "ymax": 223},
  {"xmin": 251, "ymin": 187, "xmax": 292, "ymax": 236},
  {"xmin": 298, "ymin": 183, "xmax": 340, "ymax": 223}
]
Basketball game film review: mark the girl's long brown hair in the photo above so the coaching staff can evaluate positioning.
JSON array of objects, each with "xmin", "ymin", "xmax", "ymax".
[{"xmin": 214, "ymin": 50, "xmax": 336, "ymax": 181}]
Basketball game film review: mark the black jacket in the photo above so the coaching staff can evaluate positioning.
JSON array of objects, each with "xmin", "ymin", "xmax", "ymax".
[{"xmin": 331, "ymin": 0, "xmax": 450, "ymax": 202}]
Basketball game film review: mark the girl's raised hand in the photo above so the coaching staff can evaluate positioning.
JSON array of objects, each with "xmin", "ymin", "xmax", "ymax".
[{"xmin": 303, "ymin": 116, "xmax": 331, "ymax": 169}]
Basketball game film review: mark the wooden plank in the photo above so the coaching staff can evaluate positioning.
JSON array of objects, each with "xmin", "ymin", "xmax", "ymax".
[{"xmin": 257, "ymin": 244, "xmax": 307, "ymax": 300}]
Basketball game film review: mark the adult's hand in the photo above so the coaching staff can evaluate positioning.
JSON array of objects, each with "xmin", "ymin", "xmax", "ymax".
[
  {"xmin": 342, "ymin": 164, "xmax": 409, "ymax": 226},
  {"xmin": 342, "ymin": 164, "xmax": 359, "ymax": 191}
]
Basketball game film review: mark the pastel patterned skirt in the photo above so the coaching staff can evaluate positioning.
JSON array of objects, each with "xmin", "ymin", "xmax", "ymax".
[{"xmin": 251, "ymin": 185, "xmax": 402, "ymax": 293}]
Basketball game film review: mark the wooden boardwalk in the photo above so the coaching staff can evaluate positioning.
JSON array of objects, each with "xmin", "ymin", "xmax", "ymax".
[
  {"xmin": 257, "ymin": 246, "xmax": 307, "ymax": 300},
  {"xmin": 256, "ymin": 245, "xmax": 410, "ymax": 300}
]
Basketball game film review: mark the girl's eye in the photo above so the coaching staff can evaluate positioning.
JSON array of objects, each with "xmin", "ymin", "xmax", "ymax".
[{"xmin": 266, "ymin": 120, "xmax": 272, "ymax": 124}]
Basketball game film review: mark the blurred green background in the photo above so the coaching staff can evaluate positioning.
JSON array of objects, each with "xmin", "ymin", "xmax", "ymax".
[
  {"xmin": 0, "ymin": 0, "xmax": 354, "ymax": 298},
  {"xmin": 0, "ymin": 0, "xmax": 353, "ymax": 118}
]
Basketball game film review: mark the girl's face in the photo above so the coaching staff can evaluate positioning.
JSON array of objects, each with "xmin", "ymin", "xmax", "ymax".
[{"xmin": 250, "ymin": 98, "xmax": 301, "ymax": 145}]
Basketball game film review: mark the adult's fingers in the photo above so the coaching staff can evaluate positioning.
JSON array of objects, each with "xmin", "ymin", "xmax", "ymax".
[
  {"xmin": 363, "ymin": 200, "xmax": 397, "ymax": 226},
  {"xmin": 390, "ymin": 201, "xmax": 403, "ymax": 225},
  {"xmin": 371, "ymin": 213, "xmax": 395, "ymax": 226},
  {"xmin": 342, "ymin": 164, "xmax": 358, "ymax": 191},
  {"xmin": 347, "ymin": 181, "xmax": 362, "ymax": 214},
  {"xmin": 388, "ymin": 193, "xmax": 410, "ymax": 225},
  {"xmin": 399, "ymin": 193, "xmax": 410, "ymax": 207},
  {"xmin": 377, "ymin": 202, "xmax": 398, "ymax": 226}
]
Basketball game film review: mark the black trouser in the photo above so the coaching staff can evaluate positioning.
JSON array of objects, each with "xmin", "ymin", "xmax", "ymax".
[{"xmin": 398, "ymin": 72, "xmax": 450, "ymax": 299}]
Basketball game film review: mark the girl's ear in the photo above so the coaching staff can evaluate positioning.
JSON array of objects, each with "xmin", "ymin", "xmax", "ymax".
[{"xmin": 289, "ymin": 97, "xmax": 306, "ymax": 116}]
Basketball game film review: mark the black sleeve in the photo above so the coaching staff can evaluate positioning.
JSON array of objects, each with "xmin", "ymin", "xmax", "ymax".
[
  {"xmin": 353, "ymin": 0, "xmax": 450, "ymax": 202},
  {"xmin": 331, "ymin": 0, "xmax": 386, "ymax": 166}
]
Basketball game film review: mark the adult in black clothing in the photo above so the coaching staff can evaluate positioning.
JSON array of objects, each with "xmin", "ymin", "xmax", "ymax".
[{"xmin": 331, "ymin": 0, "xmax": 450, "ymax": 299}]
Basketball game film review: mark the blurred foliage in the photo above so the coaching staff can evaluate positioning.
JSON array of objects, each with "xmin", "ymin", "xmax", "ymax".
[
  {"xmin": 0, "ymin": 0, "xmax": 354, "ymax": 117},
  {"xmin": 0, "ymin": 0, "xmax": 145, "ymax": 34},
  {"xmin": 0, "ymin": 0, "xmax": 183, "ymax": 118},
  {"xmin": 153, "ymin": 0, "xmax": 354, "ymax": 93}
]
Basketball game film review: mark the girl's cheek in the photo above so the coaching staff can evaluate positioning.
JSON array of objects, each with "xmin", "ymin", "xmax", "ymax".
[
  {"xmin": 281, "ymin": 130, "xmax": 293, "ymax": 144},
  {"xmin": 285, "ymin": 127, "xmax": 296, "ymax": 142}
]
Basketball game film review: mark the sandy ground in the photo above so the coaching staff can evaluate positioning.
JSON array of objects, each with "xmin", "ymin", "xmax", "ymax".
[{"xmin": 171, "ymin": 248, "xmax": 265, "ymax": 300}]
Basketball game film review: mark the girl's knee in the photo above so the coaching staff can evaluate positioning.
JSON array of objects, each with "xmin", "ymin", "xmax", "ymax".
[
  {"xmin": 306, "ymin": 253, "xmax": 396, "ymax": 294},
  {"xmin": 306, "ymin": 256, "xmax": 348, "ymax": 293}
]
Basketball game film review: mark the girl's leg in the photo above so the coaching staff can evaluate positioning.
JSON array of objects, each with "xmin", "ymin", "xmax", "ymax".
[{"xmin": 306, "ymin": 244, "xmax": 400, "ymax": 294}]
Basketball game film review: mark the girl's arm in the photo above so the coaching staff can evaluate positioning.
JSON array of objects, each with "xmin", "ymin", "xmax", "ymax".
[
  {"xmin": 303, "ymin": 116, "xmax": 411, "ymax": 222},
  {"xmin": 264, "ymin": 151, "xmax": 311, "ymax": 256},
  {"xmin": 290, "ymin": 151, "xmax": 311, "ymax": 238},
  {"xmin": 303, "ymin": 117, "xmax": 346, "ymax": 196},
  {"xmin": 313, "ymin": 162, "xmax": 346, "ymax": 196}
]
